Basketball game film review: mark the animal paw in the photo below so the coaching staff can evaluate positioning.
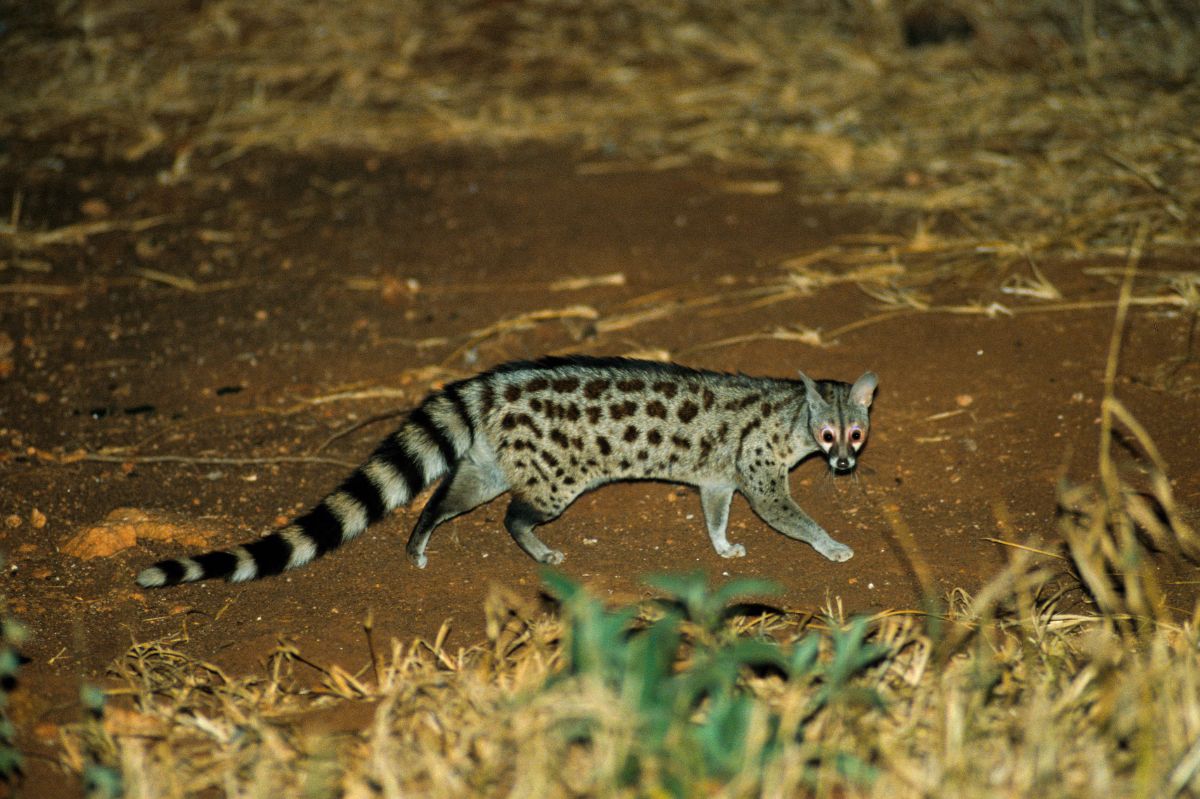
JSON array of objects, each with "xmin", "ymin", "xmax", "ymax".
[
  {"xmin": 407, "ymin": 550, "xmax": 428, "ymax": 569},
  {"xmin": 718, "ymin": 543, "xmax": 746, "ymax": 559},
  {"xmin": 818, "ymin": 541, "xmax": 854, "ymax": 562},
  {"xmin": 540, "ymin": 549, "xmax": 565, "ymax": 565}
]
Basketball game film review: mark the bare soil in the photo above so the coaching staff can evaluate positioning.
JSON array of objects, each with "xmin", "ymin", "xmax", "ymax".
[{"xmin": 3, "ymin": 141, "xmax": 1198, "ymax": 793}]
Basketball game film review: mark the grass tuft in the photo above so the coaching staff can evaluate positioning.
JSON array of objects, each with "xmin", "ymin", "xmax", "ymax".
[{"xmin": 0, "ymin": 571, "xmax": 26, "ymax": 785}]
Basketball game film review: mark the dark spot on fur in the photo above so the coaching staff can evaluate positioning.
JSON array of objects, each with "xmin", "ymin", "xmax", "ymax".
[
  {"xmin": 761, "ymin": 402, "xmax": 773, "ymax": 418},
  {"xmin": 739, "ymin": 418, "xmax": 762, "ymax": 442},
  {"xmin": 619, "ymin": 459, "xmax": 631, "ymax": 469},
  {"xmin": 686, "ymin": 382, "xmax": 699, "ymax": 394},
  {"xmin": 514, "ymin": 413, "xmax": 541, "ymax": 436},
  {"xmin": 552, "ymin": 377, "xmax": 579, "ymax": 393},
  {"xmin": 504, "ymin": 385, "xmax": 521, "ymax": 402},
  {"xmin": 530, "ymin": 398, "xmax": 543, "ymax": 412},
  {"xmin": 702, "ymin": 388, "xmax": 715, "ymax": 410},
  {"xmin": 623, "ymin": 425, "xmax": 639, "ymax": 443},
  {"xmin": 501, "ymin": 413, "xmax": 517, "ymax": 430},
  {"xmin": 563, "ymin": 476, "xmax": 576, "ymax": 486},
  {"xmin": 617, "ymin": 378, "xmax": 645, "ymax": 392},
  {"xmin": 571, "ymin": 436, "xmax": 584, "ymax": 450},
  {"xmin": 541, "ymin": 450, "xmax": 559, "ymax": 467},
  {"xmin": 550, "ymin": 430, "xmax": 570, "ymax": 449},
  {"xmin": 566, "ymin": 403, "xmax": 580, "ymax": 422},
  {"xmin": 726, "ymin": 393, "xmax": 763, "ymax": 411},
  {"xmin": 677, "ymin": 400, "xmax": 699, "ymax": 423},
  {"xmin": 609, "ymin": 400, "xmax": 637, "ymax": 421},
  {"xmin": 481, "ymin": 382, "xmax": 496, "ymax": 414},
  {"xmin": 637, "ymin": 449, "xmax": 649, "ymax": 461},
  {"xmin": 584, "ymin": 378, "xmax": 610, "ymax": 399},
  {"xmin": 645, "ymin": 400, "xmax": 667, "ymax": 418},
  {"xmin": 586, "ymin": 405, "xmax": 602, "ymax": 424},
  {"xmin": 652, "ymin": 381, "xmax": 677, "ymax": 399},
  {"xmin": 671, "ymin": 435, "xmax": 691, "ymax": 450},
  {"xmin": 647, "ymin": 429, "xmax": 662, "ymax": 445},
  {"xmin": 597, "ymin": 436, "xmax": 611, "ymax": 455},
  {"xmin": 668, "ymin": 453, "xmax": 680, "ymax": 464},
  {"xmin": 526, "ymin": 377, "xmax": 549, "ymax": 392}
]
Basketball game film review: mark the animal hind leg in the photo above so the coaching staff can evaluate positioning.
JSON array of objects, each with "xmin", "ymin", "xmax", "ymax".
[
  {"xmin": 406, "ymin": 459, "xmax": 508, "ymax": 568},
  {"xmin": 503, "ymin": 497, "xmax": 564, "ymax": 565}
]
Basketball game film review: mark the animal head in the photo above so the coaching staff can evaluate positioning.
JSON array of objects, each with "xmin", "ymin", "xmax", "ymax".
[{"xmin": 799, "ymin": 371, "xmax": 878, "ymax": 473}]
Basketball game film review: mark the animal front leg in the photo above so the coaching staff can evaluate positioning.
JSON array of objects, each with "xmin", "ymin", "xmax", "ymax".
[
  {"xmin": 699, "ymin": 483, "xmax": 744, "ymax": 558},
  {"xmin": 740, "ymin": 474, "xmax": 854, "ymax": 562}
]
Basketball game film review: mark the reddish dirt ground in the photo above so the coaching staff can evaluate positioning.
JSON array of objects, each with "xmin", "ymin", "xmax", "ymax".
[{"xmin": 3, "ymin": 143, "xmax": 1199, "ymax": 792}]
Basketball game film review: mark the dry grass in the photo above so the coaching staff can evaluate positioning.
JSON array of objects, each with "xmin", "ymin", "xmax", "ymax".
[
  {"xmin": 3, "ymin": 2, "xmax": 1197, "ymax": 362},
  {"xmin": 3, "ymin": 1, "xmax": 1197, "ymax": 255}
]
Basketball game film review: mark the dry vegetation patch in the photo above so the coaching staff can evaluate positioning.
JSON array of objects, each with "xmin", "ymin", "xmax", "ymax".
[
  {"xmin": 3, "ymin": 1, "xmax": 1197, "ymax": 252},
  {"xmin": 3, "ymin": 2, "xmax": 1197, "ymax": 364}
]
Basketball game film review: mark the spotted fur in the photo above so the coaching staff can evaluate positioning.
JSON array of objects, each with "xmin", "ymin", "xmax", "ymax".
[{"xmin": 136, "ymin": 356, "xmax": 877, "ymax": 587}]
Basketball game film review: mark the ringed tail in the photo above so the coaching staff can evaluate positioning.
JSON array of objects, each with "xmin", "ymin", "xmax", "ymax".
[{"xmin": 135, "ymin": 386, "xmax": 474, "ymax": 587}]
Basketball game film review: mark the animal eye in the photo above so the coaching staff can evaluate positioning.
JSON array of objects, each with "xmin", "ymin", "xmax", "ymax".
[
  {"xmin": 821, "ymin": 429, "xmax": 835, "ymax": 444},
  {"xmin": 850, "ymin": 429, "xmax": 863, "ymax": 442}
]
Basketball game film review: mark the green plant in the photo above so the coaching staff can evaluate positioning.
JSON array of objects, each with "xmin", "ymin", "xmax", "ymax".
[
  {"xmin": 0, "ymin": 614, "xmax": 26, "ymax": 783},
  {"xmin": 79, "ymin": 683, "xmax": 122, "ymax": 799},
  {"xmin": 542, "ymin": 570, "xmax": 888, "ymax": 795}
]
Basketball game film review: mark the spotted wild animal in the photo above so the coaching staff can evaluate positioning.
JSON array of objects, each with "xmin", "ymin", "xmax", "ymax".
[{"xmin": 136, "ymin": 356, "xmax": 878, "ymax": 586}]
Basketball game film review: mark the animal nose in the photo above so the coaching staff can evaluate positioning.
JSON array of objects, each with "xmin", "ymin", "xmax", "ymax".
[{"xmin": 835, "ymin": 457, "xmax": 850, "ymax": 471}]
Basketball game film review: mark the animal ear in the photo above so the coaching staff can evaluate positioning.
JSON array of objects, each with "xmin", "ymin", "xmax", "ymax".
[
  {"xmin": 797, "ymin": 370, "xmax": 823, "ymax": 405},
  {"xmin": 850, "ymin": 372, "xmax": 878, "ymax": 408}
]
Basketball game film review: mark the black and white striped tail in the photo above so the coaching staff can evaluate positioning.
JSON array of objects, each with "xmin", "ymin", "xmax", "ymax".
[{"xmin": 136, "ymin": 390, "xmax": 474, "ymax": 587}]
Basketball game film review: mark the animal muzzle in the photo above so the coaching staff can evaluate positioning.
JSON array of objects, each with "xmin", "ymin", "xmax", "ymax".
[{"xmin": 829, "ymin": 453, "xmax": 856, "ymax": 473}]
